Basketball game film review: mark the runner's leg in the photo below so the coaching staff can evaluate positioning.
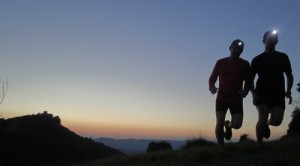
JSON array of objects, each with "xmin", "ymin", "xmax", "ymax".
[
  {"xmin": 216, "ymin": 111, "xmax": 226, "ymax": 145},
  {"xmin": 256, "ymin": 105, "xmax": 269, "ymax": 144},
  {"xmin": 230, "ymin": 113, "xmax": 243, "ymax": 129},
  {"xmin": 269, "ymin": 107, "xmax": 284, "ymax": 126}
]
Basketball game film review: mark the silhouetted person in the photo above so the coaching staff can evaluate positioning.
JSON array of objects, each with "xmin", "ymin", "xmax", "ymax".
[
  {"xmin": 209, "ymin": 39, "xmax": 251, "ymax": 145},
  {"xmin": 250, "ymin": 30, "xmax": 294, "ymax": 144}
]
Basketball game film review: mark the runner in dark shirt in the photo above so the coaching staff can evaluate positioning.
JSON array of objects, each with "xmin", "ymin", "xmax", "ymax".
[
  {"xmin": 209, "ymin": 39, "xmax": 251, "ymax": 144},
  {"xmin": 250, "ymin": 30, "xmax": 294, "ymax": 144}
]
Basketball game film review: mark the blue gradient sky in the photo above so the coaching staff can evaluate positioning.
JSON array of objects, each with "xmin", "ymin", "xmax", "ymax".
[{"xmin": 0, "ymin": 1, "xmax": 299, "ymax": 140}]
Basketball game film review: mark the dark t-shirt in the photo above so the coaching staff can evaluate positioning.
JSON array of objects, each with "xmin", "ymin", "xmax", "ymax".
[
  {"xmin": 251, "ymin": 51, "xmax": 292, "ymax": 97},
  {"xmin": 209, "ymin": 57, "xmax": 251, "ymax": 104}
]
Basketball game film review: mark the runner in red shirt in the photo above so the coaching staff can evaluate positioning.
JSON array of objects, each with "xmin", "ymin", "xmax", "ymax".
[{"xmin": 209, "ymin": 39, "xmax": 251, "ymax": 144}]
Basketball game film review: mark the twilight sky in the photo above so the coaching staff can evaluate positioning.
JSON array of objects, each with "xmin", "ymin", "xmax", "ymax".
[{"xmin": 0, "ymin": 0, "xmax": 299, "ymax": 140}]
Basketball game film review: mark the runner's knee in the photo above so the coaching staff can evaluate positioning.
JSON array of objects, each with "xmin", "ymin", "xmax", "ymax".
[
  {"xmin": 270, "ymin": 118, "xmax": 283, "ymax": 126},
  {"xmin": 269, "ymin": 108, "xmax": 284, "ymax": 126},
  {"xmin": 231, "ymin": 121, "xmax": 242, "ymax": 129}
]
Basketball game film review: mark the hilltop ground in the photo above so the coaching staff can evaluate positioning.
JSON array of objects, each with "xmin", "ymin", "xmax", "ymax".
[{"xmin": 76, "ymin": 136, "xmax": 300, "ymax": 166}]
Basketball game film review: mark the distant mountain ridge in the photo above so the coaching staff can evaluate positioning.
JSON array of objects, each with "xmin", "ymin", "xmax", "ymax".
[
  {"xmin": 95, "ymin": 137, "xmax": 185, "ymax": 154},
  {"xmin": 0, "ymin": 112, "xmax": 123, "ymax": 165}
]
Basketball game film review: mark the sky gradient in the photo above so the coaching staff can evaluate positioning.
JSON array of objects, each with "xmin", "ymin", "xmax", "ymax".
[{"xmin": 1, "ymin": 1, "xmax": 300, "ymax": 140}]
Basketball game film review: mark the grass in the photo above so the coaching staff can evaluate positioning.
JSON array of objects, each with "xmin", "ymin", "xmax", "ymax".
[{"xmin": 75, "ymin": 137, "xmax": 300, "ymax": 166}]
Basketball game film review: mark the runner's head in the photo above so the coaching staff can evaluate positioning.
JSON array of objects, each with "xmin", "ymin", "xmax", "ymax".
[
  {"xmin": 263, "ymin": 30, "xmax": 278, "ymax": 49},
  {"xmin": 229, "ymin": 39, "xmax": 244, "ymax": 58}
]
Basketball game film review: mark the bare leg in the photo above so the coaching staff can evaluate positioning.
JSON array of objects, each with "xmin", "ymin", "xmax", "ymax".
[
  {"xmin": 216, "ymin": 111, "xmax": 226, "ymax": 145},
  {"xmin": 230, "ymin": 113, "xmax": 243, "ymax": 129},
  {"xmin": 269, "ymin": 107, "xmax": 285, "ymax": 126},
  {"xmin": 256, "ymin": 105, "xmax": 269, "ymax": 144}
]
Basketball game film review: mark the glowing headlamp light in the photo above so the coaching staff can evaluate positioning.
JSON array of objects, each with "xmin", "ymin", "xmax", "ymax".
[
  {"xmin": 238, "ymin": 42, "xmax": 243, "ymax": 46},
  {"xmin": 272, "ymin": 30, "xmax": 278, "ymax": 35}
]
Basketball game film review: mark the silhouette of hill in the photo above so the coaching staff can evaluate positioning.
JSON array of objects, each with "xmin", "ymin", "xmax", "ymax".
[{"xmin": 0, "ymin": 112, "xmax": 123, "ymax": 166}]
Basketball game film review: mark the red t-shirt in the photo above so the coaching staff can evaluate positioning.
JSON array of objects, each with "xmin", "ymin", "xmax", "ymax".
[{"xmin": 209, "ymin": 57, "xmax": 251, "ymax": 104}]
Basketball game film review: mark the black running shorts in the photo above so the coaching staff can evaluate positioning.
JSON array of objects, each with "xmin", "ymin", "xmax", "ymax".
[
  {"xmin": 253, "ymin": 94, "xmax": 285, "ymax": 109},
  {"xmin": 216, "ymin": 100, "xmax": 243, "ymax": 114}
]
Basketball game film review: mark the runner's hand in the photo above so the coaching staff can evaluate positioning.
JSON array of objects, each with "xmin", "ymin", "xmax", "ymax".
[
  {"xmin": 210, "ymin": 87, "xmax": 218, "ymax": 95},
  {"xmin": 286, "ymin": 91, "xmax": 292, "ymax": 105},
  {"xmin": 239, "ymin": 90, "xmax": 248, "ymax": 98}
]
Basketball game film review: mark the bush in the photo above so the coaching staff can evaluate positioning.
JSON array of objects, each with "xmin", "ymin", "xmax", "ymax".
[
  {"xmin": 182, "ymin": 138, "xmax": 215, "ymax": 149},
  {"xmin": 285, "ymin": 82, "xmax": 300, "ymax": 137},
  {"xmin": 146, "ymin": 141, "xmax": 172, "ymax": 153},
  {"xmin": 238, "ymin": 134, "xmax": 255, "ymax": 143},
  {"xmin": 287, "ymin": 106, "xmax": 300, "ymax": 136}
]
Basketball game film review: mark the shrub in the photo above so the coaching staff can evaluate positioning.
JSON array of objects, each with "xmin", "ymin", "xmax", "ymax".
[
  {"xmin": 287, "ymin": 106, "xmax": 300, "ymax": 136},
  {"xmin": 285, "ymin": 82, "xmax": 300, "ymax": 137},
  {"xmin": 146, "ymin": 141, "xmax": 172, "ymax": 153},
  {"xmin": 182, "ymin": 138, "xmax": 215, "ymax": 149},
  {"xmin": 238, "ymin": 134, "xmax": 255, "ymax": 143}
]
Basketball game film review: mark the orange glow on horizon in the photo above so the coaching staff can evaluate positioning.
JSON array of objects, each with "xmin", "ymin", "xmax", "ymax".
[{"xmin": 62, "ymin": 118, "xmax": 215, "ymax": 140}]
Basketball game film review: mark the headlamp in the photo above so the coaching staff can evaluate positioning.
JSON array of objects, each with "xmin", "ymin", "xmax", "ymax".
[{"xmin": 272, "ymin": 30, "xmax": 278, "ymax": 35}]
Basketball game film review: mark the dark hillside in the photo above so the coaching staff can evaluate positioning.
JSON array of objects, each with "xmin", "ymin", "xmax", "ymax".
[
  {"xmin": 0, "ymin": 112, "xmax": 123, "ymax": 165},
  {"xmin": 77, "ymin": 138, "xmax": 300, "ymax": 166}
]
